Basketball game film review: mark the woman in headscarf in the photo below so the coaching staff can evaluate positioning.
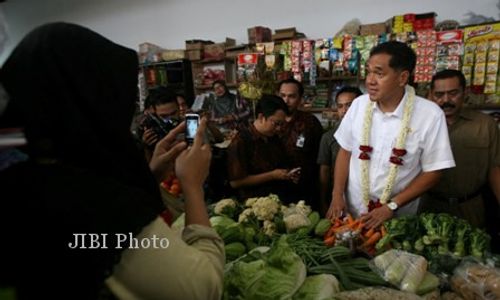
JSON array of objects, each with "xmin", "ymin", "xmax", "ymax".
[
  {"xmin": 0, "ymin": 22, "xmax": 223, "ymax": 300},
  {"xmin": 202, "ymin": 80, "xmax": 250, "ymax": 132}
]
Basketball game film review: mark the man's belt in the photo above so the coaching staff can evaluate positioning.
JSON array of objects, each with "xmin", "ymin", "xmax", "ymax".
[{"xmin": 429, "ymin": 189, "xmax": 483, "ymax": 205}]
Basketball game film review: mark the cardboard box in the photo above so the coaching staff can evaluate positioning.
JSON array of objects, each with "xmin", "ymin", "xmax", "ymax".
[
  {"xmin": 226, "ymin": 44, "xmax": 250, "ymax": 58},
  {"xmin": 272, "ymin": 27, "xmax": 297, "ymax": 41},
  {"xmin": 359, "ymin": 22, "xmax": 387, "ymax": 35},
  {"xmin": 247, "ymin": 26, "xmax": 272, "ymax": 44},
  {"xmin": 161, "ymin": 49, "xmax": 186, "ymax": 61},
  {"xmin": 203, "ymin": 38, "xmax": 236, "ymax": 60},
  {"xmin": 185, "ymin": 40, "xmax": 213, "ymax": 50},
  {"xmin": 186, "ymin": 49, "xmax": 202, "ymax": 61}
]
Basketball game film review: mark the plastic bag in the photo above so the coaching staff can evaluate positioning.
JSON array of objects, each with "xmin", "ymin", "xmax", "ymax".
[
  {"xmin": 450, "ymin": 259, "xmax": 500, "ymax": 300},
  {"xmin": 370, "ymin": 249, "xmax": 428, "ymax": 293}
]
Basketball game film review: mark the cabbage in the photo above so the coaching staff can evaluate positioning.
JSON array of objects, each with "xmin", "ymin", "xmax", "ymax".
[
  {"xmin": 293, "ymin": 274, "xmax": 340, "ymax": 300},
  {"xmin": 210, "ymin": 215, "xmax": 236, "ymax": 229},
  {"xmin": 224, "ymin": 235, "xmax": 307, "ymax": 300}
]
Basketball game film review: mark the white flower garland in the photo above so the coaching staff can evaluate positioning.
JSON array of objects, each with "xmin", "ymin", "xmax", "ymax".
[{"xmin": 359, "ymin": 85, "xmax": 415, "ymax": 207}]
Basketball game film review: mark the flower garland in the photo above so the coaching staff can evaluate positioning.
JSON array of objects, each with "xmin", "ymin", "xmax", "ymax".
[{"xmin": 359, "ymin": 85, "xmax": 415, "ymax": 208}]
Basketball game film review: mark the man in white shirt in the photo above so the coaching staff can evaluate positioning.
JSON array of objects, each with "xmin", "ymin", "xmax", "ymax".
[{"xmin": 327, "ymin": 41, "xmax": 455, "ymax": 229}]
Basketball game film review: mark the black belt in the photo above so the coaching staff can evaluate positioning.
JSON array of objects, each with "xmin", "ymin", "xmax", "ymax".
[{"xmin": 429, "ymin": 189, "xmax": 483, "ymax": 205}]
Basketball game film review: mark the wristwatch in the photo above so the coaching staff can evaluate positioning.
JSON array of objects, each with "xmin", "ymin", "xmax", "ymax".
[{"xmin": 387, "ymin": 201, "xmax": 399, "ymax": 211}]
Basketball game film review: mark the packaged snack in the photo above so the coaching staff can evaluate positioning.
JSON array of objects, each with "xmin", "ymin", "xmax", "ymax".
[
  {"xmin": 464, "ymin": 53, "xmax": 475, "ymax": 65},
  {"xmin": 450, "ymin": 260, "xmax": 500, "ymax": 300},
  {"xmin": 477, "ymin": 41, "xmax": 489, "ymax": 53},
  {"xmin": 476, "ymin": 52, "xmax": 487, "ymax": 64},
  {"xmin": 465, "ymin": 43, "xmax": 477, "ymax": 54},
  {"xmin": 473, "ymin": 63, "xmax": 486, "ymax": 85},
  {"xmin": 484, "ymin": 81, "xmax": 496, "ymax": 94},
  {"xmin": 489, "ymin": 39, "xmax": 500, "ymax": 51},
  {"xmin": 487, "ymin": 61, "xmax": 499, "ymax": 74}
]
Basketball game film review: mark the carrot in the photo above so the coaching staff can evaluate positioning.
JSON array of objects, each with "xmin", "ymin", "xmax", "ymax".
[
  {"xmin": 346, "ymin": 213, "xmax": 354, "ymax": 225},
  {"xmin": 332, "ymin": 224, "xmax": 353, "ymax": 233},
  {"xmin": 364, "ymin": 228, "xmax": 375, "ymax": 239},
  {"xmin": 380, "ymin": 225, "xmax": 387, "ymax": 236},
  {"xmin": 356, "ymin": 221, "xmax": 365, "ymax": 231},
  {"xmin": 361, "ymin": 231, "xmax": 382, "ymax": 248},
  {"xmin": 324, "ymin": 236, "xmax": 336, "ymax": 247},
  {"xmin": 333, "ymin": 218, "xmax": 343, "ymax": 228}
]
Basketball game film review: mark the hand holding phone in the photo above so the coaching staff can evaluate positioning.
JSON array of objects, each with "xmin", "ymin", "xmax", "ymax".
[
  {"xmin": 287, "ymin": 167, "xmax": 301, "ymax": 184},
  {"xmin": 185, "ymin": 113, "xmax": 200, "ymax": 144}
]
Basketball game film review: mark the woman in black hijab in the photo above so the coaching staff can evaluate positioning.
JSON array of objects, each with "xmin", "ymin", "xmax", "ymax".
[{"xmin": 0, "ymin": 23, "xmax": 223, "ymax": 299}]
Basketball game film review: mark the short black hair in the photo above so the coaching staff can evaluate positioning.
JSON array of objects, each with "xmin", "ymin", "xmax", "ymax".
[
  {"xmin": 335, "ymin": 86, "xmax": 363, "ymax": 102},
  {"xmin": 255, "ymin": 94, "xmax": 289, "ymax": 117},
  {"xmin": 278, "ymin": 78, "xmax": 304, "ymax": 97},
  {"xmin": 431, "ymin": 69, "xmax": 466, "ymax": 91},
  {"xmin": 147, "ymin": 86, "xmax": 178, "ymax": 107},
  {"xmin": 369, "ymin": 41, "xmax": 416, "ymax": 75},
  {"xmin": 212, "ymin": 80, "xmax": 227, "ymax": 89}
]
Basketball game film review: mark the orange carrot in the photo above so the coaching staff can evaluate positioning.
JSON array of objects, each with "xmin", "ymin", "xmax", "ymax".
[
  {"xmin": 361, "ymin": 231, "xmax": 382, "ymax": 248},
  {"xmin": 356, "ymin": 221, "xmax": 365, "ymax": 231},
  {"xmin": 364, "ymin": 228, "xmax": 375, "ymax": 239},
  {"xmin": 346, "ymin": 214, "xmax": 354, "ymax": 225},
  {"xmin": 381, "ymin": 225, "xmax": 387, "ymax": 236},
  {"xmin": 324, "ymin": 236, "xmax": 336, "ymax": 247}
]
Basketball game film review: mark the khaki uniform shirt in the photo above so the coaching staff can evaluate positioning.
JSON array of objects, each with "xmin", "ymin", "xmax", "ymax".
[{"xmin": 429, "ymin": 109, "xmax": 500, "ymax": 198}]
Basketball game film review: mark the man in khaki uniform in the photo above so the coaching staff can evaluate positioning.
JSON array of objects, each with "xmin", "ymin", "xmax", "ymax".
[{"xmin": 420, "ymin": 69, "xmax": 500, "ymax": 228}]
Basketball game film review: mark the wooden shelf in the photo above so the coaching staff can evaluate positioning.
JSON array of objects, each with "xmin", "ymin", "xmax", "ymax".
[
  {"xmin": 192, "ymin": 57, "xmax": 235, "ymax": 64},
  {"xmin": 139, "ymin": 59, "xmax": 186, "ymax": 67},
  {"xmin": 195, "ymin": 82, "xmax": 238, "ymax": 90}
]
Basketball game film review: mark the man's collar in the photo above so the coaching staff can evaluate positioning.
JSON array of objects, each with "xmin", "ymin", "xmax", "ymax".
[
  {"xmin": 458, "ymin": 108, "xmax": 475, "ymax": 121},
  {"xmin": 373, "ymin": 90, "xmax": 407, "ymax": 119}
]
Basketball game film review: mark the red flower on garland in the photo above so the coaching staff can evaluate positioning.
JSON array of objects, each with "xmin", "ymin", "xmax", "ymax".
[
  {"xmin": 389, "ymin": 156, "xmax": 404, "ymax": 165},
  {"xmin": 359, "ymin": 145, "xmax": 373, "ymax": 160},
  {"xmin": 392, "ymin": 148, "xmax": 407, "ymax": 157},
  {"xmin": 368, "ymin": 199, "xmax": 382, "ymax": 212},
  {"xmin": 360, "ymin": 145, "xmax": 373, "ymax": 152},
  {"xmin": 389, "ymin": 147, "xmax": 407, "ymax": 165}
]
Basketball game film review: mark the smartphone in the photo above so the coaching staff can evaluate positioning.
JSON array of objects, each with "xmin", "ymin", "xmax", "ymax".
[
  {"xmin": 288, "ymin": 167, "xmax": 301, "ymax": 176},
  {"xmin": 185, "ymin": 113, "xmax": 200, "ymax": 144}
]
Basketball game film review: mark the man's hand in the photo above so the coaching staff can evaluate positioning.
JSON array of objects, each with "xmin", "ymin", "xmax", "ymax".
[
  {"xmin": 142, "ymin": 128, "xmax": 159, "ymax": 146},
  {"xmin": 175, "ymin": 118, "xmax": 211, "ymax": 188},
  {"xmin": 149, "ymin": 122, "xmax": 187, "ymax": 182},
  {"xmin": 327, "ymin": 194, "xmax": 346, "ymax": 220},
  {"xmin": 360, "ymin": 205, "xmax": 393, "ymax": 229}
]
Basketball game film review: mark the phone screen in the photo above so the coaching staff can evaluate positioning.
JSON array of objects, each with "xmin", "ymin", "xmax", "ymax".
[{"xmin": 185, "ymin": 114, "xmax": 199, "ymax": 143}]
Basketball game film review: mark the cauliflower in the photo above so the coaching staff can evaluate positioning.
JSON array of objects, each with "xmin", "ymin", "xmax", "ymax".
[
  {"xmin": 238, "ymin": 208, "xmax": 254, "ymax": 223},
  {"xmin": 284, "ymin": 213, "xmax": 311, "ymax": 233},
  {"xmin": 295, "ymin": 200, "xmax": 312, "ymax": 217},
  {"xmin": 214, "ymin": 198, "xmax": 237, "ymax": 217},
  {"xmin": 245, "ymin": 197, "xmax": 258, "ymax": 207},
  {"xmin": 263, "ymin": 220, "xmax": 276, "ymax": 237},
  {"xmin": 252, "ymin": 196, "xmax": 280, "ymax": 221},
  {"xmin": 282, "ymin": 200, "xmax": 312, "ymax": 218}
]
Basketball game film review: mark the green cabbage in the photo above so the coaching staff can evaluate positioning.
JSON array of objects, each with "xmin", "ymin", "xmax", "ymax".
[
  {"xmin": 224, "ymin": 235, "xmax": 307, "ymax": 300},
  {"xmin": 210, "ymin": 215, "xmax": 236, "ymax": 229}
]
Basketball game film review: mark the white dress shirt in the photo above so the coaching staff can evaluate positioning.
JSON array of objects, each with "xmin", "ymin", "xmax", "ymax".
[{"xmin": 334, "ymin": 89, "xmax": 455, "ymax": 217}]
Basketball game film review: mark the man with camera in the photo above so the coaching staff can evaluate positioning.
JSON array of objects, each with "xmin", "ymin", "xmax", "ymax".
[{"xmin": 137, "ymin": 87, "xmax": 180, "ymax": 161}]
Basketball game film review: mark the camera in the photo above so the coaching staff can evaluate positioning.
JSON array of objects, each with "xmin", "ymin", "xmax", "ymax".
[{"xmin": 143, "ymin": 113, "xmax": 179, "ymax": 140}]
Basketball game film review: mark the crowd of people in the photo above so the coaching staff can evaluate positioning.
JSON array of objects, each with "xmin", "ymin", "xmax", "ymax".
[{"xmin": 0, "ymin": 21, "xmax": 499, "ymax": 299}]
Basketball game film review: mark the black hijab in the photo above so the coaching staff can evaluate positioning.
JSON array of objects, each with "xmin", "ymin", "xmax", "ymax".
[{"xmin": 0, "ymin": 23, "xmax": 164, "ymax": 298}]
